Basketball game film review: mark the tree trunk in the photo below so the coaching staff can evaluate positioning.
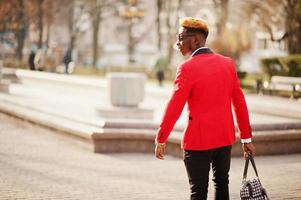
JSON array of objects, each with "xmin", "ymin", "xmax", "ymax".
[
  {"xmin": 15, "ymin": 26, "xmax": 27, "ymax": 61},
  {"xmin": 67, "ymin": 0, "xmax": 75, "ymax": 53},
  {"xmin": 128, "ymin": 20, "xmax": 135, "ymax": 63},
  {"xmin": 285, "ymin": 0, "xmax": 301, "ymax": 54},
  {"xmin": 92, "ymin": 8, "xmax": 101, "ymax": 68},
  {"xmin": 37, "ymin": 0, "xmax": 44, "ymax": 49},
  {"xmin": 92, "ymin": 16, "xmax": 100, "ymax": 68},
  {"xmin": 213, "ymin": 0, "xmax": 229, "ymax": 36},
  {"xmin": 166, "ymin": 1, "xmax": 172, "ymax": 64},
  {"xmin": 14, "ymin": 0, "xmax": 27, "ymax": 61},
  {"xmin": 156, "ymin": 0, "xmax": 162, "ymax": 51},
  {"xmin": 46, "ymin": 21, "xmax": 50, "ymax": 48},
  {"xmin": 166, "ymin": 0, "xmax": 182, "ymax": 65}
]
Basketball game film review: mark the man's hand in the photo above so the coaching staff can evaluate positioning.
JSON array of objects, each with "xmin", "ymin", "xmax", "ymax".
[
  {"xmin": 242, "ymin": 143, "xmax": 256, "ymax": 157},
  {"xmin": 155, "ymin": 143, "xmax": 166, "ymax": 160}
]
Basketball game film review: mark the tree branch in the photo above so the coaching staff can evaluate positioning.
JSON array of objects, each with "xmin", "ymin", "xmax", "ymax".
[{"xmin": 132, "ymin": 21, "xmax": 155, "ymax": 46}]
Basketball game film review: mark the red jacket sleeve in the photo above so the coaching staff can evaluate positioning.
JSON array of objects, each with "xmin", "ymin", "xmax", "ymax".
[
  {"xmin": 230, "ymin": 60, "xmax": 252, "ymax": 139},
  {"xmin": 156, "ymin": 64, "xmax": 192, "ymax": 143}
]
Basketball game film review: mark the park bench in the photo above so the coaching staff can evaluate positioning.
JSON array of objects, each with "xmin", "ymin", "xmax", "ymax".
[{"xmin": 262, "ymin": 76, "xmax": 301, "ymax": 99}]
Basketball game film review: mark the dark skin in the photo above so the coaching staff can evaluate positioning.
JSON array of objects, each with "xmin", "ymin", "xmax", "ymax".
[
  {"xmin": 155, "ymin": 27, "xmax": 256, "ymax": 160},
  {"xmin": 176, "ymin": 27, "xmax": 206, "ymax": 56}
]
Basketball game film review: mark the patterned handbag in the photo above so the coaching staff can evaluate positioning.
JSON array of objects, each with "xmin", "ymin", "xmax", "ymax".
[{"xmin": 240, "ymin": 155, "xmax": 269, "ymax": 200}]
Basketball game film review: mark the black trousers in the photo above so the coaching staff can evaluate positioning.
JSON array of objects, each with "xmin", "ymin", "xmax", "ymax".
[{"xmin": 183, "ymin": 145, "xmax": 232, "ymax": 200}]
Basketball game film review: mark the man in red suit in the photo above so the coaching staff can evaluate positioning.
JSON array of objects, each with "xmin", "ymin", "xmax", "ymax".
[{"xmin": 155, "ymin": 17, "xmax": 256, "ymax": 200}]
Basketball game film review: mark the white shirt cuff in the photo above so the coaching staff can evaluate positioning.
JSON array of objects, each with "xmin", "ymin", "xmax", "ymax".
[{"xmin": 241, "ymin": 138, "xmax": 252, "ymax": 144}]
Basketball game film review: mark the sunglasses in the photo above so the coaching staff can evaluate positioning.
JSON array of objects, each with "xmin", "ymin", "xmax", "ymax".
[{"xmin": 177, "ymin": 33, "xmax": 196, "ymax": 41}]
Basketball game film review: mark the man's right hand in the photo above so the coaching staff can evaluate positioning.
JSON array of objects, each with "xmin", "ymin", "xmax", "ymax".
[
  {"xmin": 242, "ymin": 143, "xmax": 256, "ymax": 157},
  {"xmin": 155, "ymin": 143, "xmax": 166, "ymax": 160}
]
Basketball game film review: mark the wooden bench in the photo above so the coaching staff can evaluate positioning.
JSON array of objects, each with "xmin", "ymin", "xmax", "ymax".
[{"xmin": 262, "ymin": 76, "xmax": 301, "ymax": 98}]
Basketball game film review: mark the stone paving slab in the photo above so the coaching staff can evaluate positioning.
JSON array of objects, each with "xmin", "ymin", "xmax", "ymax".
[{"xmin": 0, "ymin": 113, "xmax": 301, "ymax": 200}]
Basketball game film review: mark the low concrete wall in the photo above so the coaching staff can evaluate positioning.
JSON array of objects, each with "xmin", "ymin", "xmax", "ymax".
[
  {"xmin": 92, "ymin": 128, "xmax": 301, "ymax": 157},
  {"xmin": 2, "ymin": 68, "xmax": 20, "ymax": 83},
  {"xmin": 248, "ymin": 130, "xmax": 301, "ymax": 155}
]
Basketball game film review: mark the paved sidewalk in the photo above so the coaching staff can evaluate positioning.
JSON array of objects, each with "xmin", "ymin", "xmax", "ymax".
[{"xmin": 0, "ymin": 113, "xmax": 301, "ymax": 200}]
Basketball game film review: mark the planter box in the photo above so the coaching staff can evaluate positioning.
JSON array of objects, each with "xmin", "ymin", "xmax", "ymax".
[{"xmin": 108, "ymin": 73, "xmax": 146, "ymax": 107}]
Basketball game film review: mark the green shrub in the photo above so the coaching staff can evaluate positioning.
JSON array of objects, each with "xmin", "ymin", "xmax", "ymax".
[
  {"xmin": 279, "ymin": 55, "xmax": 301, "ymax": 77},
  {"xmin": 260, "ymin": 55, "xmax": 301, "ymax": 79}
]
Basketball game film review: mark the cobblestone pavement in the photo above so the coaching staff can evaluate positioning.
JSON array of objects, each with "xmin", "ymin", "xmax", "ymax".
[{"xmin": 0, "ymin": 113, "xmax": 301, "ymax": 200}]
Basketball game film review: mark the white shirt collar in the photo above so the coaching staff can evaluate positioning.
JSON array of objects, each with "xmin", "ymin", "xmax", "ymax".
[{"xmin": 191, "ymin": 47, "xmax": 209, "ymax": 57}]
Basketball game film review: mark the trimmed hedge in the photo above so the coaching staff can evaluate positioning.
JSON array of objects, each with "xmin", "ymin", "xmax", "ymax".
[{"xmin": 261, "ymin": 55, "xmax": 301, "ymax": 79}]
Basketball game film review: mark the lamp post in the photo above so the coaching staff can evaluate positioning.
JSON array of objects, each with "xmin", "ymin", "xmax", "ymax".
[
  {"xmin": 120, "ymin": 0, "xmax": 144, "ymax": 63},
  {"xmin": 98, "ymin": 1, "xmax": 152, "ymax": 120}
]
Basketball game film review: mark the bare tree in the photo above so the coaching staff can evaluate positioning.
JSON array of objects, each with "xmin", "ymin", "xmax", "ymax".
[
  {"xmin": 43, "ymin": 0, "xmax": 57, "ymax": 48},
  {"xmin": 243, "ymin": 0, "xmax": 301, "ymax": 54},
  {"xmin": 284, "ymin": 0, "xmax": 301, "ymax": 54},
  {"xmin": 86, "ymin": 0, "xmax": 118, "ymax": 68},
  {"xmin": 66, "ymin": 0, "xmax": 76, "ymax": 51},
  {"xmin": 90, "ymin": 0, "xmax": 102, "ymax": 68},
  {"xmin": 0, "ymin": 0, "xmax": 34, "ymax": 60},
  {"xmin": 165, "ymin": 0, "xmax": 183, "ymax": 65},
  {"xmin": 120, "ymin": 0, "xmax": 155, "ymax": 64},
  {"xmin": 15, "ymin": 0, "xmax": 29, "ymax": 60},
  {"xmin": 36, "ymin": 0, "xmax": 44, "ymax": 48},
  {"xmin": 156, "ymin": 0, "xmax": 163, "ymax": 51},
  {"xmin": 53, "ymin": 0, "xmax": 87, "ymax": 61},
  {"xmin": 213, "ymin": 0, "xmax": 229, "ymax": 36},
  {"xmin": 35, "ymin": 0, "xmax": 58, "ymax": 48},
  {"xmin": 127, "ymin": 20, "xmax": 155, "ymax": 64}
]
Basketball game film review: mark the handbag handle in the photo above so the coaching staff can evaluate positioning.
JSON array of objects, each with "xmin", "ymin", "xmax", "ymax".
[{"xmin": 242, "ymin": 154, "xmax": 259, "ymax": 181}]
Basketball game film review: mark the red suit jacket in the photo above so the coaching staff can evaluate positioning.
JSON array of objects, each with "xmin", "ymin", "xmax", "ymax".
[{"xmin": 156, "ymin": 48, "xmax": 252, "ymax": 150}]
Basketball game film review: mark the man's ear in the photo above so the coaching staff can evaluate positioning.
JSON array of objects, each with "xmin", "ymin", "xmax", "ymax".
[
  {"xmin": 194, "ymin": 34, "xmax": 202, "ymax": 46},
  {"xmin": 197, "ymin": 34, "xmax": 206, "ymax": 46}
]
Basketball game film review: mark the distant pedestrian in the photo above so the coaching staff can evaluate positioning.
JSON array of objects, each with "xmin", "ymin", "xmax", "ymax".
[
  {"xmin": 63, "ymin": 48, "xmax": 72, "ymax": 74},
  {"xmin": 34, "ymin": 49, "xmax": 45, "ymax": 71},
  {"xmin": 28, "ymin": 50, "xmax": 36, "ymax": 70},
  {"xmin": 154, "ymin": 56, "xmax": 168, "ymax": 86},
  {"xmin": 156, "ymin": 69, "xmax": 165, "ymax": 87},
  {"xmin": 155, "ymin": 17, "xmax": 256, "ymax": 200}
]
